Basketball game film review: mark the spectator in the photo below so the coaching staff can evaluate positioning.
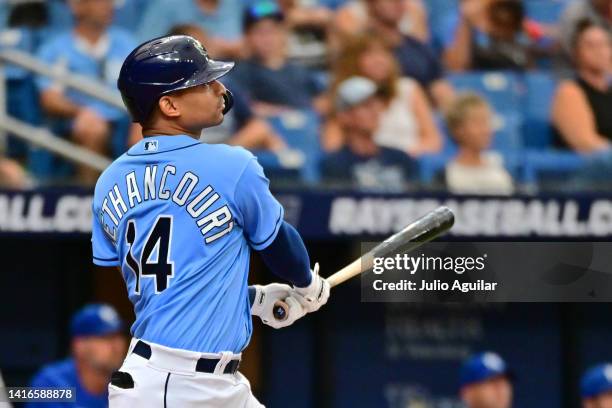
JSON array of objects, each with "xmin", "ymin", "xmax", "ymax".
[
  {"xmin": 459, "ymin": 352, "xmax": 513, "ymax": 408},
  {"xmin": 45, "ymin": 0, "xmax": 150, "ymax": 34},
  {"xmin": 551, "ymin": 19, "xmax": 612, "ymax": 153},
  {"xmin": 345, "ymin": 0, "xmax": 454, "ymax": 109},
  {"xmin": 444, "ymin": 93, "xmax": 514, "ymax": 195},
  {"xmin": 560, "ymin": 0, "xmax": 612, "ymax": 53},
  {"xmin": 581, "ymin": 363, "xmax": 612, "ymax": 408},
  {"xmin": 325, "ymin": 35, "xmax": 442, "ymax": 157},
  {"xmin": 136, "ymin": 0, "xmax": 244, "ymax": 58},
  {"xmin": 230, "ymin": 1, "xmax": 326, "ymax": 116},
  {"xmin": 333, "ymin": 0, "xmax": 430, "ymax": 44},
  {"xmin": 35, "ymin": 0, "xmax": 137, "ymax": 184},
  {"xmin": 443, "ymin": 0, "xmax": 534, "ymax": 71},
  {"xmin": 321, "ymin": 76, "xmax": 417, "ymax": 191},
  {"xmin": 26, "ymin": 304, "xmax": 127, "ymax": 408}
]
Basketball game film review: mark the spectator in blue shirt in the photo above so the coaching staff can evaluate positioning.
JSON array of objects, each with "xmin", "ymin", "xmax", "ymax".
[
  {"xmin": 34, "ymin": 0, "xmax": 137, "ymax": 184},
  {"xmin": 581, "ymin": 363, "xmax": 612, "ymax": 408},
  {"xmin": 26, "ymin": 304, "xmax": 127, "ymax": 408},
  {"xmin": 45, "ymin": 0, "xmax": 150, "ymax": 35},
  {"xmin": 136, "ymin": 0, "xmax": 245, "ymax": 58},
  {"xmin": 321, "ymin": 76, "xmax": 416, "ymax": 191},
  {"xmin": 230, "ymin": 1, "xmax": 327, "ymax": 116}
]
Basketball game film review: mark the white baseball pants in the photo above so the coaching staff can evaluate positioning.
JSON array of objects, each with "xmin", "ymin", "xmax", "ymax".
[{"xmin": 109, "ymin": 338, "xmax": 264, "ymax": 408}]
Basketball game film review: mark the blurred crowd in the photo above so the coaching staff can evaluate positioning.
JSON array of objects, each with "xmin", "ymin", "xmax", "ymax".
[{"xmin": 0, "ymin": 0, "xmax": 611, "ymax": 193}]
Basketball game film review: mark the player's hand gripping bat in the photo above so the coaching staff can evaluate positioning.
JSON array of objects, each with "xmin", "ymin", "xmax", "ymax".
[{"xmin": 272, "ymin": 206, "xmax": 455, "ymax": 321}]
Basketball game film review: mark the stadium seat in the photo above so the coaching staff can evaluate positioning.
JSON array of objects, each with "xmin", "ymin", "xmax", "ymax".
[
  {"xmin": 265, "ymin": 109, "xmax": 322, "ymax": 183},
  {"xmin": 522, "ymin": 71, "xmax": 557, "ymax": 149},
  {"xmin": 524, "ymin": 1, "xmax": 565, "ymax": 24},
  {"xmin": 520, "ymin": 149, "xmax": 586, "ymax": 185},
  {"xmin": 448, "ymin": 72, "xmax": 522, "ymax": 113}
]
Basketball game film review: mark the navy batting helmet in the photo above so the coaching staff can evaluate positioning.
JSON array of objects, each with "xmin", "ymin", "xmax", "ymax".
[{"xmin": 117, "ymin": 35, "xmax": 235, "ymax": 123}]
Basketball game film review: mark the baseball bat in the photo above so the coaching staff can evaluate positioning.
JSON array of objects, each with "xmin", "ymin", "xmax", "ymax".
[{"xmin": 272, "ymin": 206, "xmax": 455, "ymax": 321}]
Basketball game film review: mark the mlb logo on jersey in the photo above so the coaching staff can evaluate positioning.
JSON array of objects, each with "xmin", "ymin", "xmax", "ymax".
[{"xmin": 144, "ymin": 140, "xmax": 159, "ymax": 152}]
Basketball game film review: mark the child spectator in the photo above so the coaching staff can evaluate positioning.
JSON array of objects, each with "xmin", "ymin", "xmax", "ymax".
[
  {"xmin": 442, "ymin": 0, "xmax": 535, "ymax": 71},
  {"xmin": 35, "ymin": 0, "xmax": 137, "ymax": 184},
  {"xmin": 444, "ymin": 93, "xmax": 514, "ymax": 195},
  {"xmin": 321, "ymin": 76, "xmax": 417, "ymax": 191},
  {"xmin": 325, "ymin": 35, "xmax": 441, "ymax": 157},
  {"xmin": 230, "ymin": 1, "xmax": 326, "ymax": 116}
]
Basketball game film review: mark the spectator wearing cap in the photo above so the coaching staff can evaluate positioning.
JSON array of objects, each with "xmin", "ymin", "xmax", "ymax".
[
  {"xmin": 582, "ymin": 363, "xmax": 612, "ymax": 408},
  {"xmin": 136, "ymin": 0, "xmax": 244, "ymax": 58},
  {"xmin": 26, "ymin": 304, "xmax": 127, "ymax": 408},
  {"xmin": 34, "ymin": 0, "xmax": 138, "ymax": 184},
  {"xmin": 459, "ymin": 351, "xmax": 513, "ymax": 408},
  {"xmin": 321, "ymin": 76, "xmax": 416, "ymax": 191},
  {"xmin": 230, "ymin": 1, "xmax": 327, "ymax": 116},
  {"xmin": 325, "ymin": 34, "xmax": 441, "ymax": 157}
]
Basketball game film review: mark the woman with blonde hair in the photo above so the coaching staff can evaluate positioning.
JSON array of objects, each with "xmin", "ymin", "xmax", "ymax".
[{"xmin": 323, "ymin": 34, "xmax": 442, "ymax": 157}]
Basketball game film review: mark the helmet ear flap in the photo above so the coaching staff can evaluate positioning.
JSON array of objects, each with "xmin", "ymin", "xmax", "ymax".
[{"xmin": 222, "ymin": 90, "xmax": 233, "ymax": 114}]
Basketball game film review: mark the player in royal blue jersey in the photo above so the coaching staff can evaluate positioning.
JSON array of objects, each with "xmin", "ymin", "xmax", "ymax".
[{"xmin": 91, "ymin": 35, "xmax": 330, "ymax": 407}]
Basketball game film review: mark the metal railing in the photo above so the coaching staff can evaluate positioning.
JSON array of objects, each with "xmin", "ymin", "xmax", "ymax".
[{"xmin": 0, "ymin": 48, "xmax": 126, "ymax": 171}]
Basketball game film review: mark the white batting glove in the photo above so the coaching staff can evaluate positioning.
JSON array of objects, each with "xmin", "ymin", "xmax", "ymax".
[
  {"xmin": 251, "ymin": 283, "xmax": 306, "ymax": 329},
  {"xmin": 293, "ymin": 263, "xmax": 330, "ymax": 313}
]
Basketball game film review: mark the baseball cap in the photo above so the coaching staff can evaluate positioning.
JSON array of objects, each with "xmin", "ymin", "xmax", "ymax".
[
  {"xmin": 459, "ymin": 352, "xmax": 513, "ymax": 388},
  {"xmin": 243, "ymin": 1, "xmax": 284, "ymax": 30},
  {"xmin": 581, "ymin": 363, "xmax": 612, "ymax": 398},
  {"xmin": 335, "ymin": 76, "xmax": 378, "ymax": 112},
  {"xmin": 70, "ymin": 304, "xmax": 123, "ymax": 338}
]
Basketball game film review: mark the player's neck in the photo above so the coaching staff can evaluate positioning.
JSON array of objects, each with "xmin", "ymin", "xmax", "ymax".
[{"xmin": 142, "ymin": 125, "xmax": 200, "ymax": 139}]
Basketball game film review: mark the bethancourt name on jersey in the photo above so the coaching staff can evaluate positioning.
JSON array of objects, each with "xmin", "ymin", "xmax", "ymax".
[{"xmin": 99, "ymin": 165, "xmax": 233, "ymax": 245}]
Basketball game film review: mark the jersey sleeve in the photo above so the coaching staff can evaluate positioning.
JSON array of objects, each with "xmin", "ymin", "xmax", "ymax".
[
  {"xmin": 234, "ymin": 157, "xmax": 284, "ymax": 251},
  {"xmin": 91, "ymin": 202, "xmax": 120, "ymax": 267},
  {"xmin": 25, "ymin": 370, "xmax": 62, "ymax": 408}
]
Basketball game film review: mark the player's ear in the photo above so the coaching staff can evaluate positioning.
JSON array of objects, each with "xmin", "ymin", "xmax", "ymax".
[{"xmin": 157, "ymin": 95, "xmax": 181, "ymax": 119}]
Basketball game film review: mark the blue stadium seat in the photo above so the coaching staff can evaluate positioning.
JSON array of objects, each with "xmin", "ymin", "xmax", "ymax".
[
  {"xmin": 522, "ymin": 71, "xmax": 557, "ymax": 149},
  {"xmin": 520, "ymin": 150, "xmax": 586, "ymax": 185},
  {"xmin": 448, "ymin": 72, "xmax": 522, "ymax": 113},
  {"xmin": 524, "ymin": 1, "xmax": 565, "ymax": 24},
  {"xmin": 265, "ymin": 109, "xmax": 322, "ymax": 183}
]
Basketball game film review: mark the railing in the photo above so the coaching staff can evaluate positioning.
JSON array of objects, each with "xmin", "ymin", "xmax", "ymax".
[{"xmin": 0, "ymin": 48, "xmax": 126, "ymax": 171}]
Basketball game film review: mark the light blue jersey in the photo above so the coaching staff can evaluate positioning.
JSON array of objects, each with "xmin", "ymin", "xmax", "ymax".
[{"xmin": 91, "ymin": 135, "xmax": 284, "ymax": 353}]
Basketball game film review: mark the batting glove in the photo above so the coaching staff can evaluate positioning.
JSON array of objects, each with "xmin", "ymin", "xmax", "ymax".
[
  {"xmin": 293, "ymin": 263, "xmax": 330, "ymax": 313},
  {"xmin": 251, "ymin": 283, "xmax": 306, "ymax": 329}
]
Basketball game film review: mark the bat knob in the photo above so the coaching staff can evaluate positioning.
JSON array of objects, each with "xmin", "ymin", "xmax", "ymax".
[{"xmin": 273, "ymin": 301, "xmax": 289, "ymax": 321}]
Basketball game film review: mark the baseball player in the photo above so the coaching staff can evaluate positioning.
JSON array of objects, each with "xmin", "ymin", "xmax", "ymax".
[
  {"xmin": 459, "ymin": 352, "xmax": 513, "ymax": 408},
  {"xmin": 26, "ymin": 304, "xmax": 126, "ymax": 408},
  {"xmin": 581, "ymin": 363, "xmax": 612, "ymax": 408},
  {"xmin": 91, "ymin": 35, "xmax": 330, "ymax": 407}
]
